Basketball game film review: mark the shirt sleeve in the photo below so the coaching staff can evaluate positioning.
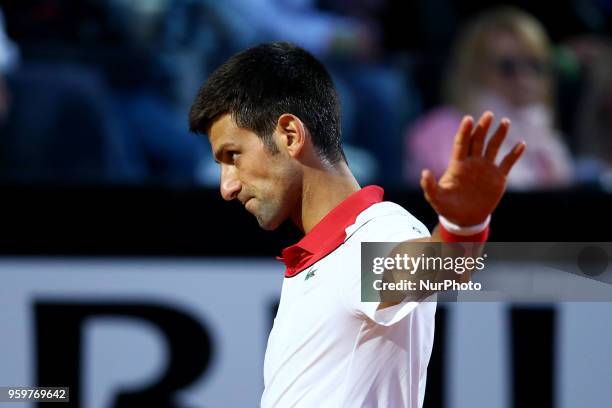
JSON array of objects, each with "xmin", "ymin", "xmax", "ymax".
[
  {"xmin": 339, "ymin": 212, "xmax": 432, "ymax": 326},
  {"xmin": 356, "ymin": 294, "xmax": 436, "ymax": 326}
]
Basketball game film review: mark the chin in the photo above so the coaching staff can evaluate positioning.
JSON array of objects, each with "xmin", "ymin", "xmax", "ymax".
[
  {"xmin": 255, "ymin": 212, "xmax": 285, "ymax": 231},
  {"xmin": 257, "ymin": 218, "xmax": 282, "ymax": 231}
]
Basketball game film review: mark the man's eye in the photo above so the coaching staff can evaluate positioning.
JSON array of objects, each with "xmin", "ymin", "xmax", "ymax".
[{"xmin": 229, "ymin": 151, "xmax": 240, "ymax": 161}]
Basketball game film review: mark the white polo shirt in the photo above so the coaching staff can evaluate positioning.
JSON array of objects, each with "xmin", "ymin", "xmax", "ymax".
[{"xmin": 262, "ymin": 186, "xmax": 437, "ymax": 408}]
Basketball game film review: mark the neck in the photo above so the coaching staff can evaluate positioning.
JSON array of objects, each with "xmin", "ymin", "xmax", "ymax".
[{"xmin": 293, "ymin": 161, "xmax": 360, "ymax": 234}]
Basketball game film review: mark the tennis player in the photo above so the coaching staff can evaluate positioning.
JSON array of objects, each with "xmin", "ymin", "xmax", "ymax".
[{"xmin": 189, "ymin": 42, "xmax": 524, "ymax": 408}]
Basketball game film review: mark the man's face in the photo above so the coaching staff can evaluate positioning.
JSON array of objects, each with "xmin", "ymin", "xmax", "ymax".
[{"xmin": 209, "ymin": 114, "xmax": 301, "ymax": 230}]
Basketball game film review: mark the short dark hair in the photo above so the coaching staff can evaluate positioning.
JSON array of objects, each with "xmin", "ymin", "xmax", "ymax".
[{"xmin": 189, "ymin": 42, "xmax": 345, "ymax": 164}]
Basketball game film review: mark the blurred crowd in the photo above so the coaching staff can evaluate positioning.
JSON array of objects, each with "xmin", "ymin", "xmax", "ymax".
[{"xmin": 0, "ymin": 0, "xmax": 611, "ymax": 190}]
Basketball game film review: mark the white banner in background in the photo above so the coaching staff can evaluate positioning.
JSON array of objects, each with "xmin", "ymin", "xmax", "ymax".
[
  {"xmin": 1, "ymin": 258, "xmax": 611, "ymax": 408},
  {"xmin": 0, "ymin": 258, "xmax": 283, "ymax": 408}
]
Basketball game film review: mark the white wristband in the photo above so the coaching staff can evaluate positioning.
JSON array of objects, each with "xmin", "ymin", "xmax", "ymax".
[{"xmin": 438, "ymin": 214, "xmax": 491, "ymax": 236}]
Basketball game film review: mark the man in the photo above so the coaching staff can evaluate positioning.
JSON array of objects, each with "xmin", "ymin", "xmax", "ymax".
[{"xmin": 189, "ymin": 42, "xmax": 524, "ymax": 407}]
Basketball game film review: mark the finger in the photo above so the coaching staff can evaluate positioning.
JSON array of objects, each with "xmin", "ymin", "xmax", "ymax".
[
  {"xmin": 420, "ymin": 169, "xmax": 439, "ymax": 205},
  {"xmin": 484, "ymin": 118, "xmax": 511, "ymax": 162},
  {"xmin": 499, "ymin": 141, "xmax": 526, "ymax": 175},
  {"xmin": 469, "ymin": 111, "xmax": 494, "ymax": 157},
  {"xmin": 451, "ymin": 116, "xmax": 474, "ymax": 161}
]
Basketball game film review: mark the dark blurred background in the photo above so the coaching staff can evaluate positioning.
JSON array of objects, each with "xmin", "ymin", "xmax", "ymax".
[
  {"xmin": 0, "ymin": 0, "xmax": 611, "ymax": 188},
  {"xmin": 0, "ymin": 1, "xmax": 611, "ymax": 408}
]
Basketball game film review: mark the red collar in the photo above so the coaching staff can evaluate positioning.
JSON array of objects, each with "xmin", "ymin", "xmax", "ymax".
[{"xmin": 279, "ymin": 185, "xmax": 384, "ymax": 278}]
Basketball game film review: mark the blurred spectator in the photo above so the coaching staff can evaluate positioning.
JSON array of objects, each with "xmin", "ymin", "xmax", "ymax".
[
  {"xmin": 0, "ymin": 7, "xmax": 18, "ymax": 124},
  {"xmin": 0, "ymin": 5, "xmax": 136, "ymax": 184},
  {"xmin": 574, "ymin": 44, "xmax": 612, "ymax": 187},
  {"xmin": 79, "ymin": 0, "xmax": 212, "ymax": 186},
  {"xmin": 0, "ymin": 1, "xmax": 212, "ymax": 186},
  {"xmin": 404, "ymin": 7, "xmax": 574, "ymax": 190},
  {"xmin": 0, "ymin": 62, "xmax": 137, "ymax": 183}
]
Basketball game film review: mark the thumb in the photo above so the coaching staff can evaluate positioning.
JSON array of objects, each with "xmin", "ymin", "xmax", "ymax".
[{"xmin": 420, "ymin": 169, "xmax": 439, "ymax": 205}]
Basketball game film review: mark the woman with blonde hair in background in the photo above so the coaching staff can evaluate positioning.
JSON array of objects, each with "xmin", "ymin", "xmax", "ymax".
[{"xmin": 404, "ymin": 6, "xmax": 574, "ymax": 190}]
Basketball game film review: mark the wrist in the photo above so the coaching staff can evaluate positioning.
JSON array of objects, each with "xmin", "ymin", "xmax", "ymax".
[{"xmin": 438, "ymin": 215, "xmax": 490, "ymax": 242}]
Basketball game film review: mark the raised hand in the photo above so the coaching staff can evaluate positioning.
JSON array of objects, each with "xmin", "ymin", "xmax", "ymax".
[{"xmin": 420, "ymin": 111, "xmax": 525, "ymax": 226}]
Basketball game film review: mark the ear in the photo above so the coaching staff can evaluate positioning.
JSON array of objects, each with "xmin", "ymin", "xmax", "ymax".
[{"xmin": 275, "ymin": 114, "xmax": 306, "ymax": 158}]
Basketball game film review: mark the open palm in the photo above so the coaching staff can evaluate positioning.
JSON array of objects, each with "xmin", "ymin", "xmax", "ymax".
[{"xmin": 420, "ymin": 111, "xmax": 526, "ymax": 226}]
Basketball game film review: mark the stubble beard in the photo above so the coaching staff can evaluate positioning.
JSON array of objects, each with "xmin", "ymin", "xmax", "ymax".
[{"xmin": 252, "ymin": 198, "xmax": 285, "ymax": 231}]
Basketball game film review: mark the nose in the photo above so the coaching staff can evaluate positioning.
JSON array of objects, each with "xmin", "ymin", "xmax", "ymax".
[{"xmin": 220, "ymin": 164, "xmax": 241, "ymax": 201}]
